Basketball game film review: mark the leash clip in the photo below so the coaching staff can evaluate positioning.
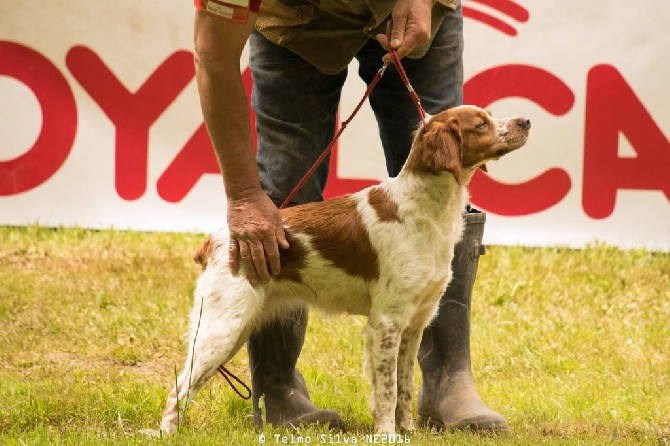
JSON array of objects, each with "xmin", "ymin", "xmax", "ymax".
[
  {"xmin": 390, "ymin": 50, "xmax": 428, "ymax": 128},
  {"xmin": 378, "ymin": 62, "xmax": 390, "ymax": 76}
]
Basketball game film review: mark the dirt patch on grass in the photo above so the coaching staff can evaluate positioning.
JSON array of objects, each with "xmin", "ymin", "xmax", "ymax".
[{"xmin": 8, "ymin": 352, "xmax": 174, "ymax": 378}]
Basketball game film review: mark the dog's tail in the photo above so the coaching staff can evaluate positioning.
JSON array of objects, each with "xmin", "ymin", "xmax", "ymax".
[{"xmin": 193, "ymin": 237, "xmax": 213, "ymax": 270}]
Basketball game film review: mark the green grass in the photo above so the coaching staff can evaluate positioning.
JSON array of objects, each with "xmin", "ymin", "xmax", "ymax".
[{"xmin": 1, "ymin": 226, "xmax": 668, "ymax": 445}]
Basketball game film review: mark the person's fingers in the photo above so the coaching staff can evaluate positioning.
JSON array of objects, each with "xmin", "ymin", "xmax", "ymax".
[
  {"xmin": 389, "ymin": 16, "xmax": 406, "ymax": 49},
  {"xmin": 394, "ymin": 34, "xmax": 417, "ymax": 59},
  {"xmin": 249, "ymin": 240, "xmax": 271, "ymax": 283},
  {"xmin": 377, "ymin": 19, "xmax": 405, "ymax": 63},
  {"xmin": 226, "ymin": 192, "xmax": 287, "ymax": 284},
  {"xmin": 377, "ymin": 34, "xmax": 389, "ymax": 50},
  {"xmin": 264, "ymin": 236, "xmax": 282, "ymax": 276},
  {"xmin": 377, "ymin": 32, "xmax": 392, "ymax": 55},
  {"xmin": 384, "ymin": 19, "xmax": 394, "ymax": 48},
  {"xmin": 228, "ymin": 237, "xmax": 239, "ymax": 275},
  {"xmin": 275, "ymin": 210, "xmax": 290, "ymax": 251},
  {"xmin": 238, "ymin": 241, "xmax": 260, "ymax": 285}
]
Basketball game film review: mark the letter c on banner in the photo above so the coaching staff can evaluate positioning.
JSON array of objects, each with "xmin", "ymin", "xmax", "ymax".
[
  {"xmin": 0, "ymin": 41, "xmax": 77, "ymax": 196},
  {"xmin": 464, "ymin": 64, "xmax": 574, "ymax": 216}
]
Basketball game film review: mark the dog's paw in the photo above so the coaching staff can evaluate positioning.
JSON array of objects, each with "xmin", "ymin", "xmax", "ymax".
[
  {"xmin": 158, "ymin": 416, "xmax": 179, "ymax": 436},
  {"xmin": 374, "ymin": 423, "xmax": 396, "ymax": 435},
  {"xmin": 138, "ymin": 428, "xmax": 162, "ymax": 438},
  {"xmin": 395, "ymin": 410, "xmax": 415, "ymax": 432}
]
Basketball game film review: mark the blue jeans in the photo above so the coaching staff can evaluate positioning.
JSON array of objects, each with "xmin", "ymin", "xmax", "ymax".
[{"xmin": 250, "ymin": 5, "xmax": 463, "ymax": 206}]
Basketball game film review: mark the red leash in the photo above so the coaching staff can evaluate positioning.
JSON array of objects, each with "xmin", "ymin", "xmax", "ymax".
[
  {"xmin": 219, "ymin": 50, "xmax": 427, "ymax": 398},
  {"xmin": 278, "ymin": 62, "xmax": 389, "ymax": 209},
  {"xmin": 279, "ymin": 50, "xmax": 427, "ymax": 209},
  {"xmin": 390, "ymin": 50, "xmax": 428, "ymax": 128}
]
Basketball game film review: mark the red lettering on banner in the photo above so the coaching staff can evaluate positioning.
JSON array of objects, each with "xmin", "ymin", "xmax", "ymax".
[
  {"xmin": 66, "ymin": 46, "xmax": 195, "ymax": 201},
  {"xmin": 157, "ymin": 67, "xmax": 255, "ymax": 202},
  {"xmin": 0, "ymin": 41, "xmax": 77, "ymax": 196},
  {"xmin": 583, "ymin": 65, "xmax": 670, "ymax": 219},
  {"xmin": 243, "ymin": 68, "xmax": 258, "ymax": 150},
  {"xmin": 464, "ymin": 64, "xmax": 574, "ymax": 216},
  {"xmin": 4, "ymin": 43, "xmax": 667, "ymax": 224},
  {"xmin": 153, "ymin": 63, "xmax": 378, "ymax": 203},
  {"xmin": 157, "ymin": 124, "xmax": 218, "ymax": 203},
  {"xmin": 323, "ymin": 146, "xmax": 379, "ymax": 199}
]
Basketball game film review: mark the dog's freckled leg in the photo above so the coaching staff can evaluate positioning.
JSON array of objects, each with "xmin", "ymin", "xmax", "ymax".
[
  {"xmin": 395, "ymin": 328, "xmax": 420, "ymax": 431},
  {"xmin": 368, "ymin": 317, "xmax": 401, "ymax": 434}
]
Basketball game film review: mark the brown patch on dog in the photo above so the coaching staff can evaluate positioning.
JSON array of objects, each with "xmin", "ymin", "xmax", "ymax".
[
  {"xmin": 398, "ymin": 389, "xmax": 412, "ymax": 402},
  {"xmin": 275, "ymin": 230, "xmax": 308, "ymax": 283},
  {"xmin": 368, "ymin": 188, "xmax": 401, "ymax": 223},
  {"xmin": 281, "ymin": 196, "xmax": 380, "ymax": 281},
  {"xmin": 193, "ymin": 237, "xmax": 213, "ymax": 270}
]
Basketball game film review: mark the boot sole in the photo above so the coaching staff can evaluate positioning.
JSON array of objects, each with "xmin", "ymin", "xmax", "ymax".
[
  {"xmin": 417, "ymin": 413, "xmax": 509, "ymax": 433},
  {"xmin": 281, "ymin": 409, "xmax": 346, "ymax": 431}
]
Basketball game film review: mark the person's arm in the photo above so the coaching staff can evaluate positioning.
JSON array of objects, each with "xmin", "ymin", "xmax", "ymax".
[
  {"xmin": 194, "ymin": 10, "xmax": 289, "ymax": 286},
  {"xmin": 376, "ymin": 0, "xmax": 434, "ymax": 62}
]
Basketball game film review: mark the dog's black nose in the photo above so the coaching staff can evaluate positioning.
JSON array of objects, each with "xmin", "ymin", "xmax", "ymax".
[{"xmin": 517, "ymin": 118, "xmax": 531, "ymax": 129}]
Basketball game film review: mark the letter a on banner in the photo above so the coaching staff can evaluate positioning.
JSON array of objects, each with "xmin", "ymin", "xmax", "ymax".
[{"xmin": 583, "ymin": 65, "xmax": 670, "ymax": 219}]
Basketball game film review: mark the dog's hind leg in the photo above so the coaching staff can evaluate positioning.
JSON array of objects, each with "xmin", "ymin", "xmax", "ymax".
[{"xmin": 160, "ymin": 277, "xmax": 261, "ymax": 434}]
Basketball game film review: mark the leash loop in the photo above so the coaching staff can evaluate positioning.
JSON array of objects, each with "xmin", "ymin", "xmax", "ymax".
[{"xmin": 217, "ymin": 365, "xmax": 252, "ymax": 400}]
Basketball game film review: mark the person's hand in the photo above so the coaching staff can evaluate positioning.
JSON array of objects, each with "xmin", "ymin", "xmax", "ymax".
[
  {"xmin": 376, "ymin": 0, "xmax": 433, "ymax": 63},
  {"xmin": 226, "ymin": 189, "xmax": 289, "ymax": 285}
]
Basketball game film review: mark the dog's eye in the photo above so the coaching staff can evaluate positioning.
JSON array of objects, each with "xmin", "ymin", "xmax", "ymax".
[{"xmin": 475, "ymin": 121, "xmax": 488, "ymax": 129}]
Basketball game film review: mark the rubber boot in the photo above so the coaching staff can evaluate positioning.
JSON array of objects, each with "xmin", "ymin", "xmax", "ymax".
[
  {"xmin": 247, "ymin": 306, "xmax": 345, "ymax": 430},
  {"xmin": 417, "ymin": 209, "xmax": 508, "ymax": 431}
]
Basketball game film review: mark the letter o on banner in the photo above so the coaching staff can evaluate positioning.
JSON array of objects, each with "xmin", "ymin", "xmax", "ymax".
[{"xmin": 0, "ymin": 41, "xmax": 77, "ymax": 196}]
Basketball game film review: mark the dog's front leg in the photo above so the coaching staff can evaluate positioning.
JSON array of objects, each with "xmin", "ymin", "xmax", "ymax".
[
  {"xmin": 395, "ymin": 328, "xmax": 421, "ymax": 431},
  {"xmin": 365, "ymin": 316, "xmax": 402, "ymax": 434}
]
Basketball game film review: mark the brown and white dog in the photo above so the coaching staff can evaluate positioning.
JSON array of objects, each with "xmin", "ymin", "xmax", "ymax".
[{"xmin": 160, "ymin": 105, "xmax": 530, "ymax": 434}]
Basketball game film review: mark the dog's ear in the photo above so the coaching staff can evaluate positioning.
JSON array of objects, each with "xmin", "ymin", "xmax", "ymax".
[{"xmin": 420, "ymin": 118, "xmax": 463, "ymax": 184}]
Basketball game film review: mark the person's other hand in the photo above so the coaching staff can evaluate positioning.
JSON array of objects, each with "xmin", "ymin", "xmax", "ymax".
[
  {"xmin": 376, "ymin": 0, "xmax": 433, "ymax": 63},
  {"xmin": 226, "ymin": 189, "xmax": 289, "ymax": 285}
]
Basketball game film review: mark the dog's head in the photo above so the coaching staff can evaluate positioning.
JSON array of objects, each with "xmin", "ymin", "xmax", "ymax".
[{"xmin": 405, "ymin": 105, "xmax": 531, "ymax": 184}]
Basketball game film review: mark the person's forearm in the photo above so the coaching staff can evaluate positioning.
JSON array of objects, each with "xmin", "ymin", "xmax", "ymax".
[
  {"xmin": 196, "ymin": 61, "xmax": 261, "ymax": 200},
  {"xmin": 192, "ymin": 10, "xmax": 287, "ymax": 285}
]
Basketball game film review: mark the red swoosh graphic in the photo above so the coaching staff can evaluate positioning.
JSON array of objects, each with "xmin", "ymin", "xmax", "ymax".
[{"xmin": 463, "ymin": 0, "xmax": 530, "ymax": 37}]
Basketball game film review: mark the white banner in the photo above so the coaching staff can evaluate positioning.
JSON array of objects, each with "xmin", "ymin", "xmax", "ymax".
[{"xmin": 1, "ymin": 1, "xmax": 668, "ymax": 250}]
